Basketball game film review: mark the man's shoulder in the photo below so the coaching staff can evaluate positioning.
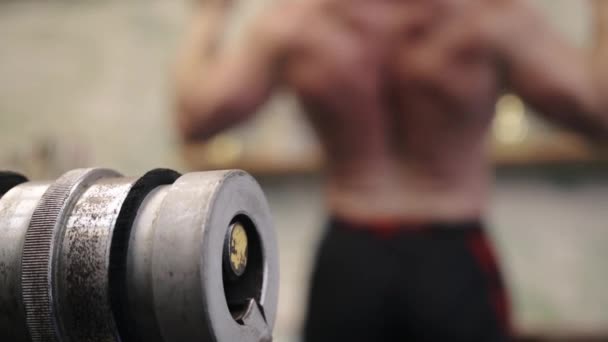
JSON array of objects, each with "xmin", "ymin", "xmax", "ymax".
[{"xmin": 249, "ymin": 1, "xmax": 323, "ymax": 50}]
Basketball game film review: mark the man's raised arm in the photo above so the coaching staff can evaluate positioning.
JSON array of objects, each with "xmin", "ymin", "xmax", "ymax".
[
  {"xmin": 496, "ymin": 0, "xmax": 608, "ymax": 140},
  {"xmin": 174, "ymin": 2, "xmax": 284, "ymax": 142}
]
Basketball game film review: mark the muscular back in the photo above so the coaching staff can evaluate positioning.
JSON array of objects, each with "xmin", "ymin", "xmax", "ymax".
[
  {"xmin": 177, "ymin": 0, "xmax": 607, "ymax": 221},
  {"xmin": 273, "ymin": 1, "xmax": 501, "ymax": 220}
]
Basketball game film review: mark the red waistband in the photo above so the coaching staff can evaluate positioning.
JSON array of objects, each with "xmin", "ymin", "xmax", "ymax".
[{"xmin": 330, "ymin": 216, "xmax": 483, "ymax": 239}]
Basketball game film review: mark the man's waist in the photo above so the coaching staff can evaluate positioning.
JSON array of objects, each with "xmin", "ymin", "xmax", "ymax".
[
  {"xmin": 326, "ymin": 189, "xmax": 487, "ymax": 223},
  {"xmin": 328, "ymin": 215, "xmax": 484, "ymax": 239}
]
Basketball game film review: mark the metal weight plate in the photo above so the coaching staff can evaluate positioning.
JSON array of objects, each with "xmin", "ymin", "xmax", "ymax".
[{"xmin": 147, "ymin": 170, "xmax": 278, "ymax": 342}]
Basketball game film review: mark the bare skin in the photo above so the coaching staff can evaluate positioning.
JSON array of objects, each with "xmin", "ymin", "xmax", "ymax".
[{"xmin": 175, "ymin": 0, "xmax": 608, "ymax": 223}]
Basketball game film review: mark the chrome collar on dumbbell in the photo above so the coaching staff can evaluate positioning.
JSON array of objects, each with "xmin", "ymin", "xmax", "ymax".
[{"xmin": 0, "ymin": 168, "xmax": 278, "ymax": 342}]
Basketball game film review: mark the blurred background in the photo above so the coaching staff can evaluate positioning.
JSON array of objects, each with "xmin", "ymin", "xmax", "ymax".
[{"xmin": 1, "ymin": 0, "xmax": 607, "ymax": 340}]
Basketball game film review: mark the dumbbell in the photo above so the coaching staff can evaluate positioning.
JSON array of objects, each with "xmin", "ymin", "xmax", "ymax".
[{"xmin": 0, "ymin": 168, "xmax": 278, "ymax": 342}]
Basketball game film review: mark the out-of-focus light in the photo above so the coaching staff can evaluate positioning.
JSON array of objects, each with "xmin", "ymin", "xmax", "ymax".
[
  {"xmin": 493, "ymin": 94, "xmax": 529, "ymax": 145},
  {"xmin": 204, "ymin": 134, "xmax": 244, "ymax": 167}
]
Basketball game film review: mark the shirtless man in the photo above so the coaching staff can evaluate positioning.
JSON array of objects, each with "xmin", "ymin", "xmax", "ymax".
[{"xmin": 174, "ymin": 1, "xmax": 608, "ymax": 340}]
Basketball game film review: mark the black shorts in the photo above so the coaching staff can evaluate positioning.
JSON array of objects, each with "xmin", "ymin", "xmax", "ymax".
[{"xmin": 303, "ymin": 218, "xmax": 512, "ymax": 342}]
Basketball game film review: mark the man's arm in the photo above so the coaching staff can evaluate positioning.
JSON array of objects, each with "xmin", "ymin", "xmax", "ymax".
[
  {"xmin": 495, "ymin": 0, "xmax": 608, "ymax": 140},
  {"xmin": 174, "ymin": 3, "xmax": 283, "ymax": 142},
  {"xmin": 594, "ymin": 0, "xmax": 608, "ymax": 53}
]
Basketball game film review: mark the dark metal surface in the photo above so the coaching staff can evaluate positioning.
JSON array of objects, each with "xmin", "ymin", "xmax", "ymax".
[
  {"xmin": 109, "ymin": 169, "xmax": 181, "ymax": 342},
  {"xmin": 0, "ymin": 171, "xmax": 27, "ymax": 197}
]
